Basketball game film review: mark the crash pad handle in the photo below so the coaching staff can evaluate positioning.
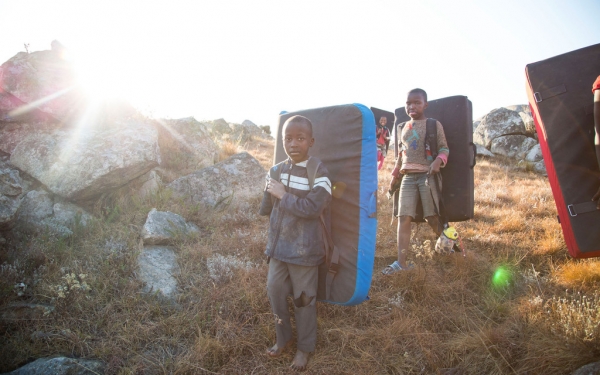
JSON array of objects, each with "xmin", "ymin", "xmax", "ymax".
[{"xmin": 470, "ymin": 142, "xmax": 477, "ymax": 168}]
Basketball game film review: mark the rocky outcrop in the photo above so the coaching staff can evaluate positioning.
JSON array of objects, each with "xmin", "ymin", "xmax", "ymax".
[
  {"xmin": 141, "ymin": 208, "xmax": 200, "ymax": 245},
  {"xmin": 474, "ymin": 105, "xmax": 544, "ymax": 174},
  {"xmin": 3, "ymin": 356, "xmax": 105, "ymax": 375},
  {"xmin": 10, "ymin": 120, "xmax": 161, "ymax": 201},
  {"xmin": 167, "ymin": 152, "xmax": 266, "ymax": 211}
]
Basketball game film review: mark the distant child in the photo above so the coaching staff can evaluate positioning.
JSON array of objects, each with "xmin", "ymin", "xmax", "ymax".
[
  {"xmin": 592, "ymin": 75, "xmax": 600, "ymax": 209},
  {"xmin": 382, "ymin": 88, "xmax": 449, "ymax": 274},
  {"xmin": 376, "ymin": 116, "xmax": 390, "ymax": 170},
  {"xmin": 259, "ymin": 115, "xmax": 332, "ymax": 370}
]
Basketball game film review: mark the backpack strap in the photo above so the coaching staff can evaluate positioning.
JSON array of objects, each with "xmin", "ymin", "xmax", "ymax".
[
  {"xmin": 306, "ymin": 156, "xmax": 320, "ymax": 190},
  {"xmin": 307, "ymin": 157, "xmax": 338, "ymax": 300},
  {"xmin": 394, "ymin": 121, "xmax": 407, "ymax": 160},
  {"xmin": 425, "ymin": 118, "xmax": 438, "ymax": 160}
]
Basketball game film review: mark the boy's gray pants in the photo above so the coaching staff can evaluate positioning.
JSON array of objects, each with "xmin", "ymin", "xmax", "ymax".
[{"xmin": 267, "ymin": 258, "xmax": 318, "ymax": 353}]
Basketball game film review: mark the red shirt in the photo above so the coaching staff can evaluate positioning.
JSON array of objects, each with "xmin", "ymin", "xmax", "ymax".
[{"xmin": 593, "ymin": 75, "xmax": 600, "ymax": 93}]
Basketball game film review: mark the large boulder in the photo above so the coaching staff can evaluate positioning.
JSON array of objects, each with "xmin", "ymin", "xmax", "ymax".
[
  {"xmin": 0, "ymin": 45, "xmax": 81, "ymax": 122},
  {"xmin": 10, "ymin": 120, "xmax": 160, "ymax": 201},
  {"xmin": 157, "ymin": 117, "xmax": 219, "ymax": 172},
  {"xmin": 166, "ymin": 152, "xmax": 266, "ymax": 211},
  {"xmin": 474, "ymin": 108, "xmax": 528, "ymax": 149},
  {"xmin": 490, "ymin": 135, "xmax": 537, "ymax": 159},
  {"xmin": 137, "ymin": 246, "xmax": 180, "ymax": 299},
  {"xmin": 14, "ymin": 189, "xmax": 92, "ymax": 237},
  {"xmin": 141, "ymin": 208, "xmax": 200, "ymax": 245},
  {"xmin": 0, "ymin": 160, "xmax": 23, "ymax": 230},
  {"xmin": 4, "ymin": 356, "xmax": 105, "ymax": 375}
]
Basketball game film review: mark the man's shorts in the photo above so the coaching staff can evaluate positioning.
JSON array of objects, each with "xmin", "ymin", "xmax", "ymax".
[{"xmin": 398, "ymin": 173, "xmax": 440, "ymax": 218}]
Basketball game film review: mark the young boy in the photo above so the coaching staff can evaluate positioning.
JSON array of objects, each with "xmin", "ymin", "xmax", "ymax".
[
  {"xmin": 382, "ymin": 88, "xmax": 449, "ymax": 274},
  {"xmin": 259, "ymin": 115, "xmax": 332, "ymax": 370},
  {"xmin": 376, "ymin": 116, "xmax": 390, "ymax": 170}
]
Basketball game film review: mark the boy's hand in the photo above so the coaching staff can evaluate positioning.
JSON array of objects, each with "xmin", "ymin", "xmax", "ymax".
[
  {"xmin": 266, "ymin": 178, "xmax": 286, "ymax": 200},
  {"xmin": 428, "ymin": 158, "xmax": 442, "ymax": 175},
  {"xmin": 389, "ymin": 176, "xmax": 398, "ymax": 192},
  {"xmin": 594, "ymin": 186, "xmax": 600, "ymax": 210}
]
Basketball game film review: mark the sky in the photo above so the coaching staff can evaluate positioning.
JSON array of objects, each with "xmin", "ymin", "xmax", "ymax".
[{"xmin": 0, "ymin": 0, "xmax": 599, "ymax": 131}]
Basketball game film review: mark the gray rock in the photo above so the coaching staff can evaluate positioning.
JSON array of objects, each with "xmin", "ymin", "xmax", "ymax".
[
  {"xmin": 475, "ymin": 144, "xmax": 495, "ymax": 157},
  {"xmin": 525, "ymin": 143, "xmax": 543, "ymax": 162},
  {"xmin": 0, "ymin": 48, "xmax": 82, "ymax": 122},
  {"xmin": 167, "ymin": 152, "xmax": 266, "ymax": 211},
  {"xmin": 0, "ymin": 163, "xmax": 23, "ymax": 229},
  {"xmin": 571, "ymin": 361, "xmax": 600, "ymax": 375},
  {"xmin": 137, "ymin": 246, "xmax": 180, "ymax": 299},
  {"xmin": 474, "ymin": 108, "xmax": 527, "ymax": 148},
  {"xmin": 490, "ymin": 135, "xmax": 535, "ymax": 159},
  {"xmin": 14, "ymin": 189, "xmax": 92, "ymax": 237},
  {"xmin": 10, "ymin": 120, "xmax": 160, "ymax": 201},
  {"xmin": 4, "ymin": 356, "xmax": 105, "ymax": 375},
  {"xmin": 141, "ymin": 208, "xmax": 200, "ymax": 245}
]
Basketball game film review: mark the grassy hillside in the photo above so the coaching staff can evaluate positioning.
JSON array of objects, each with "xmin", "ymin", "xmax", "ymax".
[{"xmin": 1, "ymin": 135, "xmax": 599, "ymax": 374}]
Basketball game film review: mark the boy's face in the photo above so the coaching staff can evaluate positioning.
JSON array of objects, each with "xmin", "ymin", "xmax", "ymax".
[
  {"xmin": 405, "ymin": 92, "xmax": 428, "ymax": 120},
  {"xmin": 379, "ymin": 117, "xmax": 387, "ymax": 126},
  {"xmin": 283, "ymin": 121, "xmax": 314, "ymax": 164}
]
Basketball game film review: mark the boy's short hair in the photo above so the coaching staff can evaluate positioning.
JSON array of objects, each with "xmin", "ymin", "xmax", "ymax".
[
  {"xmin": 408, "ymin": 88, "xmax": 428, "ymax": 102},
  {"xmin": 283, "ymin": 115, "xmax": 313, "ymax": 135}
]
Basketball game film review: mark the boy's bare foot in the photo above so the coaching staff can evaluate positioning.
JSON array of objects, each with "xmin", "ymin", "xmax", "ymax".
[
  {"xmin": 266, "ymin": 340, "xmax": 292, "ymax": 357},
  {"xmin": 291, "ymin": 349, "xmax": 310, "ymax": 371}
]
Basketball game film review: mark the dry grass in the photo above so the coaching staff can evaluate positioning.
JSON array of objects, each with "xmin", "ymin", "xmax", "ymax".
[{"xmin": 1, "ymin": 142, "xmax": 599, "ymax": 374}]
